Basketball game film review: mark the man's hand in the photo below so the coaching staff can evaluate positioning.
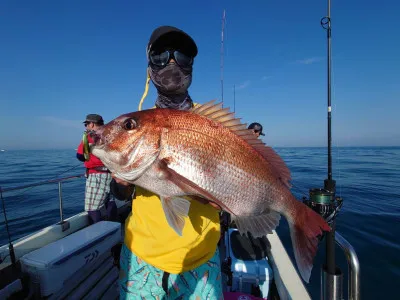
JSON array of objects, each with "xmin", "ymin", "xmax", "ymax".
[
  {"xmin": 111, "ymin": 173, "xmax": 131, "ymax": 186},
  {"xmin": 110, "ymin": 174, "xmax": 135, "ymax": 201}
]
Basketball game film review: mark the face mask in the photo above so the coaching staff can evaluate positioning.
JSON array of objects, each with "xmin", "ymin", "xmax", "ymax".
[{"xmin": 149, "ymin": 63, "xmax": 192, "ymax": 95}]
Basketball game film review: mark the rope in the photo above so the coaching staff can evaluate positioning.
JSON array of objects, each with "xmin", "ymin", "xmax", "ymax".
[{"xmin": 138, "ymin": 70, "xmax": 151, "ymax": 111}]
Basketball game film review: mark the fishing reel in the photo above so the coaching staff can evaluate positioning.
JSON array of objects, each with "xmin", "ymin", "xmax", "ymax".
[{"xmin": 303, "ymin": 180, "xmax": 343, "ymax": 226}]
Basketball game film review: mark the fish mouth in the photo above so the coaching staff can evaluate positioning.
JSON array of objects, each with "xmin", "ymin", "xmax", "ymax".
[{"xmin": 91, "ymin": 135, "xmax": 160, "ymax": 183}]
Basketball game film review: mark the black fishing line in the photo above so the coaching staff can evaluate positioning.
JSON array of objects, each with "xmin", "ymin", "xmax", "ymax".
[
  {"xmin": 55, "ymin": 163, "xmax": 83, "ymax": 178},
  {"xmin": 290, "ymin": 181, "xmax": 309, "ymax": 198}
]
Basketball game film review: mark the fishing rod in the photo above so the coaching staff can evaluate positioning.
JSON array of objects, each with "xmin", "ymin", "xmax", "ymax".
[
  {"xmin": 221, "ymin": 9, "xmax": 226, "ymax": 107},
  {"xmin": 302, "ymin": 0, "xmax": 344, "ymax": 298},
  {"xmin": 233, "ymin": 84, "xmax": 236, "ymax": 113},
  {"xmin": 0, "ymin": 189, "xmax": 16, "ymax": 266}
]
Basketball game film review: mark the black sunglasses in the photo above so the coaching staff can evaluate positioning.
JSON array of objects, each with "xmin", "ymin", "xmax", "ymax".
[
  {"xmin": 149, "ymin": 50, "xmax": 193, "ymax": 69},
  {"xmin": 84, "ymin": 122, "xmax": 91, "ymax": 127}
]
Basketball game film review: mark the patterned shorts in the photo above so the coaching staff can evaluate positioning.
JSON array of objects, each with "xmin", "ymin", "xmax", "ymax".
[
  {"xmin": 84, "ymin": 173, "xmax": 112, "ymax": 211},
  {"xmin": 119, "ymin": 244, "xmax": 223, "ymax": 300}
]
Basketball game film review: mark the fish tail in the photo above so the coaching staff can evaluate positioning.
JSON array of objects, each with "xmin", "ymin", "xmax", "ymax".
[
  {"xmin": 82, "ymin": 132, "xmax": 90, "ymax": 161},
  {"xmin": 287, "ymin": 199, "xmax": 331, "ymax": 283}
]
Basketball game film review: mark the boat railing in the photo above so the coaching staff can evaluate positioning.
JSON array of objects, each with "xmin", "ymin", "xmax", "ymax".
[
  {"xmin": 0, "ymin": 174, "xmax": 85, "ymax": 232},
  {"xmin": 335, "ymin": 231, "xmax": 360, "ymax": 300},
  {"xmin": 1, "ymin": 176, "xmax": 360, "ymax": 300}
]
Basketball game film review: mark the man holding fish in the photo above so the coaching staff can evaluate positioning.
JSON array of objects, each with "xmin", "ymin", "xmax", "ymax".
[
  {"xmin": 76, "ymin": 114, "xmax": 117, "ymax": 224},
  {"xmin": 109, "ymin": 26, "xmax": 224, "ymax": 299},
  {"xmin": 92, "ymin": 26, "xmax": 331, "ymax": 299}
]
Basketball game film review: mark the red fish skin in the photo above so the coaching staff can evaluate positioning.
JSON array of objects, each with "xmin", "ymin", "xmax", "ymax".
[{"xmin": 91, "ymin": 103, "xmax": 331, "ymax": 283}]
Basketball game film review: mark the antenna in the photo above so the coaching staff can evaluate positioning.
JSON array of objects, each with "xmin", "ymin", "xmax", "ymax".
[
  {"xmin": 221, "ymin": 9, "xmax": 226, "ymax": 107},
  {"xmin": 233, "ymin": 84, "xmax": 236, "ymax": 113}
]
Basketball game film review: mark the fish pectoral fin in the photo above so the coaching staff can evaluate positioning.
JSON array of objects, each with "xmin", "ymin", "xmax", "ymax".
[
  {"xmin": 157, "ymin": 158, "xmax": 224, "ymax": 209},
  {"xmin": 232, "ymin": 210, "xmax": 281, "ymax": 238},
  {"xmin": 161, "ymin": 196, "xmax": 191, "ymax": 236}
]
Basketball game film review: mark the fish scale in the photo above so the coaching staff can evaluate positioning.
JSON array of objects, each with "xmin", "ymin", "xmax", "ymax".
[
  {"xmin": 160, "ymin": 128, "xmax": 281, "ymax": 215},
  {"xmin": 91, "ymin": 100, "xmax": 331, "ymax": 283}
]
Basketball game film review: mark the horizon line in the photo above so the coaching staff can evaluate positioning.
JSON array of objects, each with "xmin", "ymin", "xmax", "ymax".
[{"xmin": 1, "ymin": 145, "xmax": 400, "ymax": 151}]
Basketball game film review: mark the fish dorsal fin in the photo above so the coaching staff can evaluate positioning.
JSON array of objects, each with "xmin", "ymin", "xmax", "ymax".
[{"xmin": 190, "ymin": 100, "xmax": 292, "ymax": 188}]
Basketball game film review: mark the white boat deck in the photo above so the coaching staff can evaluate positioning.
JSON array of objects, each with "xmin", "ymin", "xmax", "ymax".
[{"xmin": 1, "ymin": 201, "xmax": 311, "ymax": 300}]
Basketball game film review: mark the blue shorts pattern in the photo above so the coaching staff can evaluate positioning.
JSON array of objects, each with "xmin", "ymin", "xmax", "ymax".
[{"xmin": 119, "ymin": 244, "xmax": 223, "ymax": 300}]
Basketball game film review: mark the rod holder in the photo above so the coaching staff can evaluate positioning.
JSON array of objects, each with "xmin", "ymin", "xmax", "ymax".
[{"xmin": 322, "ymin": 265, "xmax": 343, "ymax": 300}]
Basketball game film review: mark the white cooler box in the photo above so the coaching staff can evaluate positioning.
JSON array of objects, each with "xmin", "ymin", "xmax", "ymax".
[
  {"xmin": 226, "ymin": 228, "xmax": 273, "ymax": 298},
  {"xmin": 20, "ymin": 221, "xmax": 121, "ymax": 297}
]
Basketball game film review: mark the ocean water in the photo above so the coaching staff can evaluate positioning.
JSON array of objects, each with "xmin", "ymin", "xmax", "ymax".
[{"xmin": 0, "ymin": 147, "xmax": 399, "ymax": 299}]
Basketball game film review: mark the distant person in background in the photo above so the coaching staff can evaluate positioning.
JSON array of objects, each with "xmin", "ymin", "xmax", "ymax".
[
  {"xmin": 248, "ymin": 122, "xmax": 265, "ymax": 138},
  {"xmin": 76, "ymin": 114, "xmax": 117, "ymax": 224}
]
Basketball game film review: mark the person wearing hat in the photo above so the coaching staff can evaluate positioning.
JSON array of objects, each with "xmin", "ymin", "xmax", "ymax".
[
  {"xmin": 111, "ymin": 26, "xmax": 223, "ymax": 299},
  {"xmin": 248, "ymin": 122, "xmax": 265, "ymax": 138},
  {"xmin": 146, "ymin": 25, "xmax": 198, "ymax": 110},
  {"xmin": 76, "ymin": 114, "xmax": 117, "ymax": 224}
]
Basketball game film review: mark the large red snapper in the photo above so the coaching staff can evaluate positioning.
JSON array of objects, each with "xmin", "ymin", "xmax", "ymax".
[{"xmin": 91, "ymin": 100, "xmax": 330, "ymax": 282}]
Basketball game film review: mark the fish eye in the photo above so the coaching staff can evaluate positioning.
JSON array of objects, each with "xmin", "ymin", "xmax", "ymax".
[{"xmin": 123, "ymin": 118, "xmax": 137, "ymax": 131}]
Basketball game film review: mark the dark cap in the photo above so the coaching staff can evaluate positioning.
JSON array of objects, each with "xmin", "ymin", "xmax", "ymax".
[
  {"xmin": 248, "ymin": 122, "xmax": 265, "ymax": 136},
  {"xmin": 147, "ymin": 26, "xmax": 198, "ymax": 58},
  {"xmin": 83, "ymin": 114, "xmax": 104, "ymax": 124}
]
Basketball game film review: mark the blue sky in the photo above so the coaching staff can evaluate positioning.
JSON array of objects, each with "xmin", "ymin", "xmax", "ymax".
[{"xmin": 0, "ymin": 0, "xmax": 399, "ymax": 150}]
